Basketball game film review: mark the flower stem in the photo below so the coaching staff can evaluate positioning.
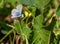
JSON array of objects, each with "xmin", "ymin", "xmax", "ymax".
[{"xmin": 0, "ymin": 29, "xmax": 13, "ymax": 43}]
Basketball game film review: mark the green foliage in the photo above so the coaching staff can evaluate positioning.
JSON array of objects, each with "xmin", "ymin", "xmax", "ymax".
[
  {"xmin": 8, "ymin": 0, "xmax": 16, "ymax": 3},
  {"xmin": 14, "ymin": 20, "xmax": 31, "ymax": 41},
  {"xmin": 20, "ymin": 0, "xmax": 50, "ymax": 9},
  {"xmin": 0, "ymin": 0, "xmax": 60, "ymax": 44},
  {"xmin": 0, "ymin": 21, "xmax": 12, "ymax": 34},
  {"xmin": 0, "ymin": 0, "xmax": 2, "ymax": 2},
  {"xmin": 32, "ymin": 15, "xmax": 51, "ymax": 44},
  {"xmin": 57, "ymin": 8, "xmax": 60, "ymax": 17},
  {"xmin": 0, "ymin": 0, "xmax": 4, "ymax": 8}
]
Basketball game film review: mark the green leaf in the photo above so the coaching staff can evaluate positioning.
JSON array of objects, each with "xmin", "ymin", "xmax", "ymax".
[
  {"xmin": 34, "ymin": 0, "xmax": 50, "ymax": 9},
  {"xmin": 8, "ymin": 0, "xmax": 16, "ymax": 4},
  {"xmin": 34, "ymin": 39, "xmax": 41, "ymax": 44},
  {"xmin": 32, "ymin": 15, "xmax": 43, "ymax": 28},
  {"xmin": 0, "ymin": 0, "xmax": 4, "ymax": 8},
  {"xmin": 1, "ymin": 30, "xmax": 9, "ymax": 34},
  {"xmin": 20, "ymin": 0, "xmax": 50, "ymax": 9},
  {"xmin": 14, "ymin": 20, "xmax": 31, "ymax": 41},
  {"xmin": 8, "ymin": 0, "xmax": 20, "ymax": 5},
  {"xmin": 0, "ymin": 21, "xmax": 12, "ymax": 34},
  {"xmin": 56, "ymin": 9, "xmax": 60, "ymax": 17},
  {"xmin": 20, "ymin": 0, "xmax": 35, "ymax": 6},
  {"xmin": 0, "ymin": 0, "xmax": 2, "ymax": 2},
  {"xmin": 32, "ymin": 15, "xmax": 51, "ymax": 44}
]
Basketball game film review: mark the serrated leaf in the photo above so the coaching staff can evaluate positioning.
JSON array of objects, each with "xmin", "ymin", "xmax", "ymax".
[
  {"xmin": 32, "ymin": 15, "xmax": 51, "ymax": 44},
  {"xmin": 14, "ymin": 20, "xmax": 31, "ymax": 41},
  {"xmin": 32, "ymin": 15, "xmax": 43, "ymax": 29},
  {"xmin": 34, "ymin": 38, "xmax": 41, "ymax": 44}
]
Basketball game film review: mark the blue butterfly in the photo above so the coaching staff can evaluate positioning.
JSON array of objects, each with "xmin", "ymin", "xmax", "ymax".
[{"xmin": 11, "ymin": 4, "xmax": 24, "ymax": 18}]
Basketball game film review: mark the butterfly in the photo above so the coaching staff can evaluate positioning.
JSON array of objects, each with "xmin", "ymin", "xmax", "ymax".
[{"xmin": 11, "ymin": 4, "xmax": 24, "ymax": 18}]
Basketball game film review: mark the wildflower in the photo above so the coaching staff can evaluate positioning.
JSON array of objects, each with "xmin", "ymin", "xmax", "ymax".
[{"xmin": 24, "ymin": 11, "xmax": 32, "ymax": 17}]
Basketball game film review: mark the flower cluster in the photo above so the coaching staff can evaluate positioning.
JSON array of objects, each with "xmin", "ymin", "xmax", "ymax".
[{"xmin": 11, "ymin": 4, "xmax": 24, "ymax": 18}]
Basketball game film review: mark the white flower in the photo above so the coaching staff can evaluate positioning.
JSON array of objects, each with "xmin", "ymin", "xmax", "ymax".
[{"xmin": 11, "ymin": 4, "xmax": 24, "ymax": 18}]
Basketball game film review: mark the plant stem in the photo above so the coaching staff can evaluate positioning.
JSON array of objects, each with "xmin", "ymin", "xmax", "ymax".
[
  {"xmin": 26, "ymin": 38, "xmax": 28, "ymax": 44},
  {"xmin": 0, "ymin": 29, "xmax": 13, "ymax": 43},
  {"xmin": 16, "ymin": 36, "xmax": 20, "ymax": 44},
  {"xmin": 13, "ymin": 30, "xmax": 16, "ymax": 44},
  {"xmin": 9, "ymin": 35, "xmax": 12, "ymax": 44}
]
